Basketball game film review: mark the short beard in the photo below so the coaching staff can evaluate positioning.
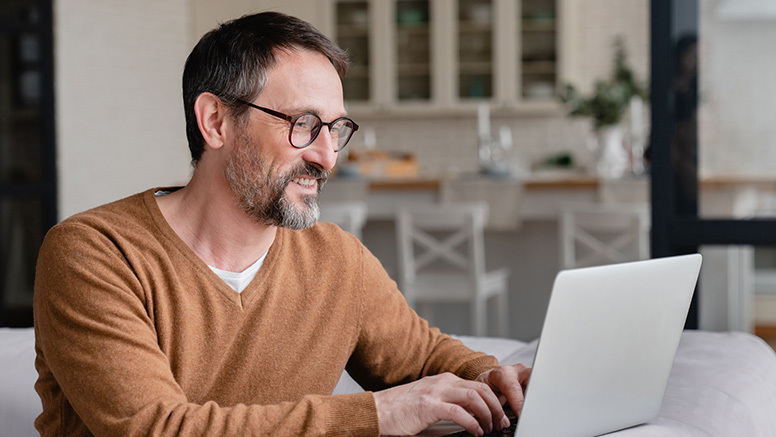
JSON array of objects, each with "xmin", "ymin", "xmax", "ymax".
[{"xmin": 224, "ymin": 132, "xmax": 329, "ymax": 230}]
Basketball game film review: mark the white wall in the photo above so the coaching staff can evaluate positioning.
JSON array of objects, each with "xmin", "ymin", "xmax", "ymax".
[
  {"xmin": 699, "ymin": 0, "xmax": 776, "ymax": 178},
  {"xmin": 189, "ymin": 0, "xmax": 328, "ymax": 41},
  {"xmin": 53, "ymin": 0, "xmax": 336, "ymax": 220},
  {"xmin": 55, "ymin": 0, "xmax": 193, "ymax": 219},
  {"xmin": 562, "ymin": 0, "xmax": 650, "ymax": 95}
]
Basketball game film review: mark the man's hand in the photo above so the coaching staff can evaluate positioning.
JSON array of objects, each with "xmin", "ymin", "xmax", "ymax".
[
  {"xmin": 373, "ymin": 372, "xmax": 511, "ymax": 436},
  {"xmin": 475, "ymin": 363, "xmax": 532, "ymax": 416}
]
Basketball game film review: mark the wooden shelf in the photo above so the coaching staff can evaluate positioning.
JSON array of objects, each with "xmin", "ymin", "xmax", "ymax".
[
  {"xmin": 397, "ymin": 63, "xmax": 431, "ymax": 76},
  {"xmin": 336, "ymin": 25, "xmax": 369, "ymax": 38},
  {"xmin": 396, "ymin": 24, "xmax": 430, "ymax": 34},
  {"xmin": 521, "ymin": 20, "xmax": 556, "ymax": 32},
  {"xmin": 521, "ymin": 60, "xmax": 556, "ymax": 74},
  {"xmin": 458, "ymin": 22, "xmax": 492, "ymax": 33},
  {"xmin": 755, "ymin": 325, "xmax": 776, "ymax": 351},
  {"xmin": 459, "ymin": 62, "xmax": 493, "ymax": 75}
]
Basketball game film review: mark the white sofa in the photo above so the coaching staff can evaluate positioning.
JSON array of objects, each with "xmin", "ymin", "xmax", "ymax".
[
  {"xmin": 0, "ymin": 328, "xmax": 40, "ymax": 437},
  {"xmin": 4, "ymin": 328, "xmax": 776, "ymax": 436}
]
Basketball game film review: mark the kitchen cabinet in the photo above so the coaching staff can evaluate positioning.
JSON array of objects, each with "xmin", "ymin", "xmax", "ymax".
[
  {"xmin": 333, "ymin": 1, "xmax": 371, "ymax": 101},
  {"xmin": 324, "ymin": 0, "xmax": 565, "ymax": 114},
  {"xmin": 458, "ymin": 0, "xmax": 495, "ymax": 100},
  {"xmin": 394, "ymin": 0, "xmax": 432, "ymax": 101},
  {"xmin": 520, "ymin": 0, "xmax": 559, "ymax": 100}
]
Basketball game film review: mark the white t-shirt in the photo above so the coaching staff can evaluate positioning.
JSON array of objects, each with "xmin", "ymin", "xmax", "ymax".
[{"xmin": 209, "ymin": 253, "xmax": 267, "ymax": 293}]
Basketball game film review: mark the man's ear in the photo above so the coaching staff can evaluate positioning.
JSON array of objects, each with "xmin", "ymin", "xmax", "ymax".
[{"xmin": 194, "ymin": 92, "xmax": 232, "ymax": 151}]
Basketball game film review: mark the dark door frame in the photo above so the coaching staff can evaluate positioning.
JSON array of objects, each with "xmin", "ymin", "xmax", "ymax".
[
  {"xmin": 0, "ymin": 0, "xmax": 57, "ymax": 327},
  {"xmin": 650, "ymin": 0, "xmax": 776, "ymax": 329}
]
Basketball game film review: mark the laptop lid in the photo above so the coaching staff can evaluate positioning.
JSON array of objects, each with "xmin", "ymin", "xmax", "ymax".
[{"xmin": 514, "ymin": 254, "xmax": 702, "ymax": 437}]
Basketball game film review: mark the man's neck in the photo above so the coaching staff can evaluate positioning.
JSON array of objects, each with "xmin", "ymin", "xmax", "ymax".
[{"xmin": 156, "ymin": 169, "xmax": 277, "ymax": 273}]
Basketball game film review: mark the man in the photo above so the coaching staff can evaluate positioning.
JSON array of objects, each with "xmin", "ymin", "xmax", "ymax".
[{"xmin": 33, "ymin": 12, "xmax": 530, "ymax": 436}]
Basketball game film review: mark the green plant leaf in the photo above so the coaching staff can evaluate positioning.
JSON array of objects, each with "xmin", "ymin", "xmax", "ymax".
[{"xmin": 559, "ymin": 36, "xmax": 647, "ymax": 128}]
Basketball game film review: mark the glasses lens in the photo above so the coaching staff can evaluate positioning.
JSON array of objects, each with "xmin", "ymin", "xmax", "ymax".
[
  {"xmin": 331, "ymin": 119, "xmax": 355, "ymax": 150},
  {"xmin": 290, "ymin": 114, "xmax": 321, "ymax": 148}
]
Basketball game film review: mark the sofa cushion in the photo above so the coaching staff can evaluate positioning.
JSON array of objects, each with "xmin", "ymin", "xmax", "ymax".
[{"xmin": 0, "ymin": 327, "xmax": 40, "ymax": 437}]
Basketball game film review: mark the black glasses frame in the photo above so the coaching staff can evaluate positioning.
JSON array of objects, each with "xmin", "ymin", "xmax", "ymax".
[{"xmin": 234, "ymin": 98, "xmax": 358, "ymax": 151}]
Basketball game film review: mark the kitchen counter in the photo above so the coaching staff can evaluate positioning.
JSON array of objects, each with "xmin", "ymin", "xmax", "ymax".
[
  {"xmin": 339, "ymin": 171, "xmax": 776, "ymax": 188},
  {"xmin": 363, "ymin": 172, "xmax": 600, "ymax": 191},
  {"xmin": 322, "ymin": 172, "xmax": 641, "ymax": 221},
  {"xmin": 325, "ymin": 172, "xmax": 776, "ymax": 220}
]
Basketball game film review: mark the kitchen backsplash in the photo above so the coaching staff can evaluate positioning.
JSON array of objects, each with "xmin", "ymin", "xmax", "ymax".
[{"xmin": 344, "ymin": 114, "xmax": 593, "ymax": 177}]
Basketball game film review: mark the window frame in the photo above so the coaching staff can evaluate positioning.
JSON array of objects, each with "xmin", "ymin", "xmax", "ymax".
[{"xmin": 650, "ymin": 0, "xmax": 776, "ymax": 329}]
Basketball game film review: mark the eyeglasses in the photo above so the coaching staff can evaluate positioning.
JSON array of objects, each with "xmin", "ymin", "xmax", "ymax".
[{"xmin": 235, "ymin": 99, "xmax": 359, "ymax": 152}]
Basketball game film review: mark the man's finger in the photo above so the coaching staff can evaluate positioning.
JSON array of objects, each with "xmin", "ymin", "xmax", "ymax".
[
  {"xmin": 487, "ymin": 365, "xmax": 531, "ymax": 416},
  {"xmin": 454, "ymin": 381, "xmax": 506, "ymax": 432},
  {"xmin": 470, "ymin": 380, "xmax": 510, "ymax": 431},
  {"xmin": 434, "ymin": 402, "xmax": 484, "ymax": 436},
  {"xmin": 439, "ymin": 383, "xmax": 496, "ymax": 433}
]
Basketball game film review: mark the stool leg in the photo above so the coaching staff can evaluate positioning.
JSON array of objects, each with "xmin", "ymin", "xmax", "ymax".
[
  {"xmin": 473, "ymin": 297, "xmax": 487, "ymax": 337},
  {"xmin": 497, "ymin": 290, "xmax": 509, "ymax": 338}
]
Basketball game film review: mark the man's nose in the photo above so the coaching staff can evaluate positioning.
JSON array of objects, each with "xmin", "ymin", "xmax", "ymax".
[{"xmin": 302, "ymin": 127, "xmax": 338, "ymax": 171}]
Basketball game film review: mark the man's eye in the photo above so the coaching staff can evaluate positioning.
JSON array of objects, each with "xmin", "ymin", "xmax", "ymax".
[{"xmin": 295, "ymin": 116, "xmax": 317, "ymax": 130}]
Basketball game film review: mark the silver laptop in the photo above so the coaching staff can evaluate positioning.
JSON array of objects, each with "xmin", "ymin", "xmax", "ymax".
[{"xmin": 423, "ymin": 254, "xmax": 703, "ymax": 437}]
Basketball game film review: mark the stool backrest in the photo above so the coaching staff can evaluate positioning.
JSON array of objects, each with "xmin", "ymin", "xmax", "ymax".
[
  {"xmin": 318, "ymin": 201, "xmax": 368, "ymax": 240},
  {"xmin": 397, "ymin": 202, "xmax": 489, "ymax": 287},
  {"xmin": 559, "ymin": 202, "xmax": 650, "ymax": 269}
]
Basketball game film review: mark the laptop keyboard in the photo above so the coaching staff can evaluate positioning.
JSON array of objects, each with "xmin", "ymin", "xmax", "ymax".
[
  {"xmin": 447, "ymin": 408, "xmax": 517, "ymax": 436},
  {"xmin": 448, "ymin": 422, "xmax": 517, "ymax": 436}
]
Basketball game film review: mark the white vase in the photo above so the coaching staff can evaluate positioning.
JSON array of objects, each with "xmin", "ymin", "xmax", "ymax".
[{"xmin": 592, "ymin": 125, "xmax": 629, "ymax": 179}]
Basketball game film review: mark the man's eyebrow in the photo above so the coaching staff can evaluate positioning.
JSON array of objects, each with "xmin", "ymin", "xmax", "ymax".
[{"xmin": 290, "ymin": 107, "xmax": 349, "ymax": 119}]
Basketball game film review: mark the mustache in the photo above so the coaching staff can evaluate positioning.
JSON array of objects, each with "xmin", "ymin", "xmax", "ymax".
[{"xmin": 283, "ymin": 163, "xmax": 330, "ymax": 191}]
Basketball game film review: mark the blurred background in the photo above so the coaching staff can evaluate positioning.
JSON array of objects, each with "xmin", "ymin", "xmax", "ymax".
[{"xmin": 1, "ymin": 0, "xmax": 775, "ymax": 350}]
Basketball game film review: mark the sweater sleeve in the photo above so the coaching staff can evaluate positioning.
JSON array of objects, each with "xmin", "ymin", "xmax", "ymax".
[
  {"xmin": 33, "ymin": 222, "xmax": 379, "ymax": 437},
  {"xmin": 345, "ymin": 244, "xmax": 499, "ymax": 391}
]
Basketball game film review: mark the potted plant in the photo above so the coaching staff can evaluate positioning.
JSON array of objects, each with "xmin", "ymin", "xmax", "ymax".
[{"xmin": 560, "ymin": 37, "xmax": 648, "ymax": 178}]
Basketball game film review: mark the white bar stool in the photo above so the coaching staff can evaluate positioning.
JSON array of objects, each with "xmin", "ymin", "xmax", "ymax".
[{"xmin": 396, "ymin": 202, "xmax": 510, "ymax": 337}]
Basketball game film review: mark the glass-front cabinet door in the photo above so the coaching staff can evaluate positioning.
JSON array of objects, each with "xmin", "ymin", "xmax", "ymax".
[
  {"xmin": 395, "ymin": 0, "xmax": 431, "ymax": 102},
  {"xmin": 519, "ymin": 0, "xmax": 558, "ymax": 100},
  {"xmin": 335, "ymin": 1, "xmax": 370, "ymax": 102},
  {"xmin": 329, "ymin": 0, "xmax": 563, "ymax": 109},
  {"xmin": 457, "ymin": 0, "xmax": 494, "ymax": 100}
]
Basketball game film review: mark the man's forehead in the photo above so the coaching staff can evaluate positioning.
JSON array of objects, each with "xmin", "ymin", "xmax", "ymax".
[{"xmin": 260, "ymin": 49, "xmax": 346, "ymax": 116}]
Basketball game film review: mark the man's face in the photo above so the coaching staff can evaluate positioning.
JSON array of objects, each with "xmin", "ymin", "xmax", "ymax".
[{"xmin": 224, "ymin": 49, "xmax": 345, "ymax": 230}]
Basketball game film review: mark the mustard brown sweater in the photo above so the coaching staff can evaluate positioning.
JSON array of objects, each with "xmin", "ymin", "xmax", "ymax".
[{"xmin": 33, "ymin": 189, "xmax": 498, "ymax": 436}]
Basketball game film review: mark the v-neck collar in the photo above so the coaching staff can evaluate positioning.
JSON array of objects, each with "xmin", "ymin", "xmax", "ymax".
[{"xmin": 142, "ymin": 188, "xmax": 284, "ymax": 309}]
